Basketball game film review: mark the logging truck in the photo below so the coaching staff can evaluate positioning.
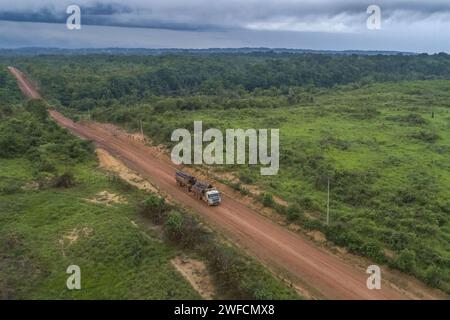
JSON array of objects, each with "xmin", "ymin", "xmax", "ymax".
[{"xmin": 175, "ymin": 171, "xmax": 222, "ymax": 206}]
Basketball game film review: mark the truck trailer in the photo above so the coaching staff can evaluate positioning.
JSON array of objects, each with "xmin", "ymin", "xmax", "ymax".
[
  {"xmin": 175, "ymin": 170, "xmax": 197, "ymax": 191},
  {"xmin": 175, "ymin": 171, "xmax": 222, "ymax": 206}
]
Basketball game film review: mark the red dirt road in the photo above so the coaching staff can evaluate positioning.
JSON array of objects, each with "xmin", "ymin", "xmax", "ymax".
[
  {"xmin": 8, "ymin": 67, "xmax": 42, "ymax": 99},
  {"xmin": 9, "ymin": 66, "xmax": 411, "ymax": 300}
]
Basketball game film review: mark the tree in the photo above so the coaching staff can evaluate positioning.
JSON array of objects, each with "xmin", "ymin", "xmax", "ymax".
[
  {"xmin": 164, "ymin": 210, "xmax": 184, "ymax": 242},
  {"xmin": 396, "ymin": 249, "xmax": 416, "ymax": 273}
]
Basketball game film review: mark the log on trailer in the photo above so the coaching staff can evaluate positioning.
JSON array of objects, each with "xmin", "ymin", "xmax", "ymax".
[
  {"xmin": 175, "ymin": 171, "xmax": 197, "ymax": 191},
  {"xmin": 175, "ymin": 171, "xmax": 222, "ymax": 206}
]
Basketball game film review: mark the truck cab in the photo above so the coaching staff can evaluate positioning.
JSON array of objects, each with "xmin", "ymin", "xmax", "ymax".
[
  {"xmin": 176, "ymin": 171, "xmax": 222, "ymax": 206},
  {"xmin": 206, "ymin": 189, "xmax": 221, "ymax": 206}
]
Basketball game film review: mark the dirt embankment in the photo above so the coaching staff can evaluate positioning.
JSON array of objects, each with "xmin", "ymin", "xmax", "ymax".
[
  {"xmin": 171, "ymin": 257, "xmax": 215, "ymax": 300},
  {"xmin": 96, "ymin": 148, "xmax": 159, "ymax": 194},
  {"xmin": 9, "ymin": 66, "xmax": 448, "ymax": 300}
]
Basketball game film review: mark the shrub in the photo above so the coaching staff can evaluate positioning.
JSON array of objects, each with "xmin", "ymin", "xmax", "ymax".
[
  {"xmin": 0, "ymin": 181, "xmax": 22, "ymax": 195},
  {"xmin": 410, "ymin": 130, "xmax": 440, "ymax": 143},
  {"xmin": 36, "ymin": 157, "xmax": 56, "ymax": 173},
  {"xmin": 230, "ymin": 182, "xmax": 250, "ymax": 196},
  {"xmin": 52, "ymin": 171, "xmax": 75, "ymax": 188},
  {"xmin": 423, "ymin": 265, "xmax": 441, "ymax": 288},
  {"xmin": 286, "ymin": 204, "xmax": 302, "ymax": 221},
  {"xmin": 177, "ymin": 215, "xmax": 211, "ymax": 249},
  {"xmin": 241, "ymin": 281, "xmax": 275, "ymax": 300},
  {"xmin": 164, "ymin": 210, "xmax": 184, "ymax": 242},
  {"xmin": 239, "ymin": 171, "xmax": 254, "ymax": 184},
  {"xmin": 332, "ymin": 170, "xmax": 376, "ymax": 206},
  {"xmin": 140, "ymin": 194, "xmax": 167, "ymax": 224},
  {"xmin": 261, "ymin": 193, "xmax": 275, "ymax": 207},
  {"xmin": 385, "ymin": 113, "xmax": 427, "ymax": 125},
  {"xmin": 395, "ymin": 249, "xmax": 416, "ymax": 273},
  {"xmin": 286, "ymin": 208, "xmax": 300, "ymax": 222},
  {"xmin": 138, "ymin": 194, "xmax": 210, "ymax": 247},
  {"xmin": 206, "ymin": 245, "xmax": 244, "ymax": 294},
  {"xmin": 360, "ymin": 240, "xmax": 385, "ymax": 262}
]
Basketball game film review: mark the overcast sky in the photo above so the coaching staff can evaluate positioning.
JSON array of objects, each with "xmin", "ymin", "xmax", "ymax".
[{"xmin": 0, "ymin": 0, "xmax": 449, "ymax": 52}]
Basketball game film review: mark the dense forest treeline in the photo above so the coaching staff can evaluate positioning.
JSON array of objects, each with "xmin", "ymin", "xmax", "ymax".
[{"xmin": 7, "ymin": 53, "xmax": 450, "ymax": 112}]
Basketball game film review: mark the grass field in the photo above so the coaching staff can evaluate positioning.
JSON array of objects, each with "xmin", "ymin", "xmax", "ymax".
[
  {"xmin": 91, "ymin": 80, "xmax": 450, "ymax": 292},
  {"xmin": 0, "ymin": 66, "xmax": 298, "ymax": 299},
  {"xmin": 0, "ymin": 159, "xmax": 203, "ymax": 299},
  {"xmin": 4, "ymin": 56, "xmax": 449, "ymax": 294}
]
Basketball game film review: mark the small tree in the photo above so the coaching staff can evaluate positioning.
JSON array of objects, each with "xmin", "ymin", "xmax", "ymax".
[
  {"xmin": 261, "ymin": 193, "xmax": 275, "ymax": 208},
  {"xmin": 396, "ymin": 249, "xmax": 416, "ymax": 273},
  {"xmin": 140, "ymin": 194, "xmax": 167, "ymax": 224},
  {"xmin": 286, "ymin": 204, "xmax": 301, "ymax": 222},
  {"xmin": 424, "ymin": 265, "xmax": 441, "ymax": 288},
  {"xmin": 164, "ymin": 210, "xmax": 184, "ymax": 242},
  {"xmin": 52, "ymin": 171, "xmax": 75, "ymax": 188}
]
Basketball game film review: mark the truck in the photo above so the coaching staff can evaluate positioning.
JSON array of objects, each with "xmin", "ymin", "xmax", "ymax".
[
  {"xmin": 175, "ymin": 171, "xmax": 222, "ymax": 206},
  {"xmin": 175, "ymin": 170, "xmax": 197, "ymax": 191}
]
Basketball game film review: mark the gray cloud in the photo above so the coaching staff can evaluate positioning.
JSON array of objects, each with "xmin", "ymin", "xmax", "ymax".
[
  {"xmin": 1, "ymin": 0, "xmax": 450, "ymax": 31},
  {"xmin": 0, "ymin": 1, "xmax": 449, "ymax": 52}
]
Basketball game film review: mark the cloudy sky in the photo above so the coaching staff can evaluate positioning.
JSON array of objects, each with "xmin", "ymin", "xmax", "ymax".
[{"xmin": 0, "ymin": 0, "xmax": 449, "ymax": 52}]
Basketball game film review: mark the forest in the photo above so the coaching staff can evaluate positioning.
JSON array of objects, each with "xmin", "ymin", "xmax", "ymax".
[{"xmin": 6, "ymin": 52, "xmax": 450, "ymax": 111}]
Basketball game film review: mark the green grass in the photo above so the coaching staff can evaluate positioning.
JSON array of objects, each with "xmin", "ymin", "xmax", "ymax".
[
  {"xmin": 0, "ymin": 160, "xmax": 201, "ymax": 299},
  {"xmin": 0, "ymin": 65, "xmax": 299, "ymax": 300},
  {"xmin": 93, "ymin": 80, "xmax": 450, "ymax": 292}
]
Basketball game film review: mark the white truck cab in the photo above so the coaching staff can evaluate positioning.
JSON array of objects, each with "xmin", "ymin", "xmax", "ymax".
[{"xmin": 206, "ymin": 190, "xmax": 221, "ymax": 206}]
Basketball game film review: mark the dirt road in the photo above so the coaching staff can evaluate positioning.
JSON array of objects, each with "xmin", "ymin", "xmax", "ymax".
[
  {"xmin": 8, "ymin": 66, "xmax": 42, "ymax": 99},
  {"xmin": 9, "ymin": 66, "xmax": 413, "ymax": 300}
]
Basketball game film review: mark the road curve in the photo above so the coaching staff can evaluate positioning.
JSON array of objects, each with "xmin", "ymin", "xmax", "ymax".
[{"xmin": 8, "ymin": 66, "xmax": 409, "ymax": 300}]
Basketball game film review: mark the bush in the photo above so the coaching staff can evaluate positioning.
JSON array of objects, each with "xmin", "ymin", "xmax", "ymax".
[
  {"xmin": 230, "ymin": 182, "xmax": 250, "ymax": 196},
  {"xmin": 140, "ymin": 194, "xmax": 167, "ymax": 224},
  {"xmin": 395, "ymin": 249, "xmax": 416, "ymax": 273},
  {"xmin": 261, "ymin": 193, "xmax": 275, "ymax": 207},
  {"xmin": 286, "ymin": 204, "xmax": 301, "ymax": 222},
  {"xmin": 164, "ymin": 210, "xmax": 184, "ymax": 242},
  {"xmin": 179, "ymin": 215, "xmax": 211, "ymax": 249},
  {"xmin": 332, "ymin": 170, "xmax": 376, "ymax": 206},
  {"xmin": 0, "ymin": 181, "xmax": 22, "ymax": 195},
  {"xmin": 423, "ymin": 265, "xmax": 441, "ymax": 288},
  {"xmin": 360, "ymin": 240, "xmax": 385, "ymax": 262},
  {"xmin": 206, "ymin": 245, "xmax": 244, "ymax": 295},
  {"xmin": 385, "ymin": 113, "xmax": 427, "ymax": 125},
  {"xmin": 410, "ymin": 130, "xmax": 440, "ymax": 143},
  {"xmin": 239, "ymin": 171, "xmax": 254, "ymax": 184},
  {"xmin": 52, "ymin": 171, "xmax": 75, "ymax": 188},
  {"xmin": 36, "ymin": 157, "xmax": 56, "ymax": 173}
]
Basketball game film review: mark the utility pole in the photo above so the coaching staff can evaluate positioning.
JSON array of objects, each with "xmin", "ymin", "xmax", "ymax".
[
  {"xmin": 139, "ymin": 119, "xmax": 144, "ymax": 141},
  {"xmin": 326, "ymin": 177, "xmax": 330, "ymax": 226}
]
